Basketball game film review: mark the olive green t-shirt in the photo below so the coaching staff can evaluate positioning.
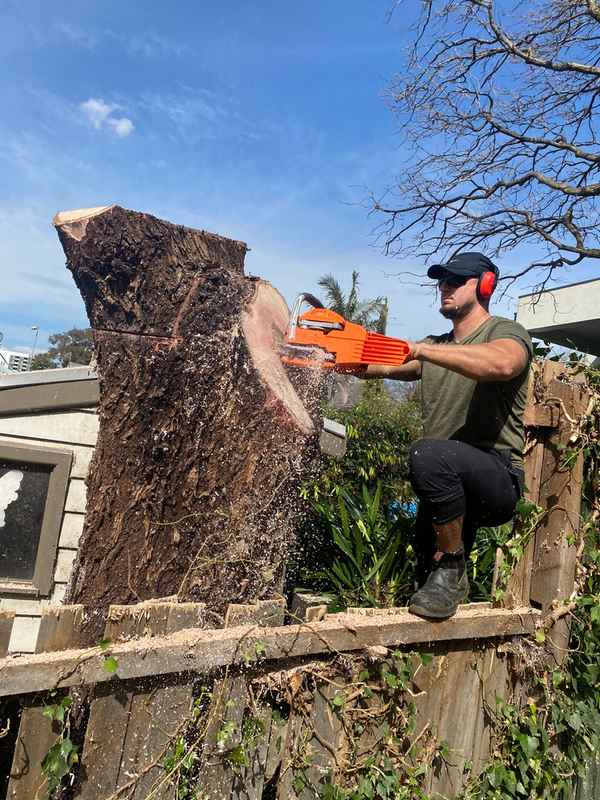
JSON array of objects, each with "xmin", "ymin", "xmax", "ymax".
[{"xmin": 420, "ymin": 317, "xmax": 533, "ymax": 469}]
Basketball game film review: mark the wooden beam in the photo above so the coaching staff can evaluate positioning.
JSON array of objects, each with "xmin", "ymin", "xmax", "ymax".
[
  {"xmin": 530, "ymin": 374, "xmax": 590, "ymax": 610},
  {"xmin": 522, "ymin": 403, "xmax": 560, "ymax": 429},
  {"xmin": 0, "ymin": 605, "xmax": 540, "ymax": 698}
]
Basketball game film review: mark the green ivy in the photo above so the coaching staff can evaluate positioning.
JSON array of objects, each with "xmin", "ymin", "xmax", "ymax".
[{"xmin": 40, "ymin": 694, "xmax": 79, "ymax": 794}]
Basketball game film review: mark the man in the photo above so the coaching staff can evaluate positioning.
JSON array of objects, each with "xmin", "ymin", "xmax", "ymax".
[{"xmin": 361, "ymin": 252, "xmax": 532, "ymax": 619}]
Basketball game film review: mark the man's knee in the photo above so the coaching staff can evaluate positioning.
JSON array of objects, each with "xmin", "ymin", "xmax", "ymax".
[
  {"xmin": 408, "ymin": 439, "xmax": 466, "ymax": 522},
  {"xmin": 409, "ymin": 438, "xmax": 447, "ymax": 487}
]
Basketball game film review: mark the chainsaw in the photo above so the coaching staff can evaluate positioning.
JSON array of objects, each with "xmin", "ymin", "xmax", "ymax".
[{"xmin": 281, "ymin": 293, "xmax": 411, "ymax": 371}]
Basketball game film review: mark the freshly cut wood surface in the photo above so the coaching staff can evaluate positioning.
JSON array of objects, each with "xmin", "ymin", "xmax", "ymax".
[
  {"xmin": 241, "ymin": 281, "xmax": 313, "ymax": 434},
  {"xmin": 0, "ymin": 605, "xmax": 540, "ymax": 698},
  {"xmin": 53, "ymin": 205, "xmax": 319, "ymax": 620}
]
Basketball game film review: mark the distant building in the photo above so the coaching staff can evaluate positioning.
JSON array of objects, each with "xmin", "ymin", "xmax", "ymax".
[
  {"xmin": 0, "ymin": 365, "xmax": 99, "ymax": 653},
  {"xmin": 516, "ymin": 277, "xmax": 600, "ymax": 366},
  {"xmin": 0, "ymin": 349, "xmax": 32, "ymax": 374}
]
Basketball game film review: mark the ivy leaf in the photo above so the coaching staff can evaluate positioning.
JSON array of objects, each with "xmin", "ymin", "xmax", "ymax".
[
  {"xmin": 103, "ymin": 656, "xmax": 119, "ymax": 674},
  {"xmin": 517, "ymin": 733, "xmax": 539, "ymax": 757}
]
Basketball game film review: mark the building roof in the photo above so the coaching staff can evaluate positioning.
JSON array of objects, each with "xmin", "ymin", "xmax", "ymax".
[
  {"xmin": 0, "ymin": 366, "xmax": 99, "ymax": 415},
  {"xmin": 516, "ymin": 277, "xmax": 600, "ymax": 356}
]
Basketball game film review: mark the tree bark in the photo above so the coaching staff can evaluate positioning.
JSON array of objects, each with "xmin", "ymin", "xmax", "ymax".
[{"xmin": 53, "ymin": 206, "xmax": 319, "ymax": 615}]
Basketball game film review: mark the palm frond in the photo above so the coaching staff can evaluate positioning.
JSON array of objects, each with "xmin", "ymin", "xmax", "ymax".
[
  {"xmin": 317, "ymin": 274, "xmax": 346, "ymax": 315},
  {"xmin": 346, "ymin": 270, "xmax": 360, "ymax": 319}
]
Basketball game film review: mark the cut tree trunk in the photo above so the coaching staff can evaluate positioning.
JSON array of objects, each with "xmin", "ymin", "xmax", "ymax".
[{"xmin": 53, "ymin": 205, "xmax": 320, "ymax": 623}]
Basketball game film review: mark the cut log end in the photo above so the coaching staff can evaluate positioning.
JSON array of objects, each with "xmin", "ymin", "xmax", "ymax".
[
  {"xmin": 53, "ymin": 205, "xmax": 114, "ymax": 241},
  {"xmin": 242, "ymin": 282, "xmax": 315, "ymax": 434}
]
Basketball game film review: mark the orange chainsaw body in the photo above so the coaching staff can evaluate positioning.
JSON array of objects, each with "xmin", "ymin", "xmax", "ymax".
[{"xmin": 282, "ymin": 304, "xmax": 411, "ymax": 371}]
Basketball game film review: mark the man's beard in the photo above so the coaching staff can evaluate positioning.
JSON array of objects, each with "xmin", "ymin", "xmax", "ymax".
[
  {"xmin": 439, "ymin": 298, "xmax": 477, "ymax": 320},
  {"xmin": 440, "ymin": 304, "xmax": 462, "ymax": 319}
]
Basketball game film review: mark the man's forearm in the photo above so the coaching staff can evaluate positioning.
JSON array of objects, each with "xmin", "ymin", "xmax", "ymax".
[
  {"xmin": 361, "ymin": 360, "xmax": 422, "ymax": 381},
  {"xmin": 414, "ymin": 341, "xmax": 522, "ymax": 382}
]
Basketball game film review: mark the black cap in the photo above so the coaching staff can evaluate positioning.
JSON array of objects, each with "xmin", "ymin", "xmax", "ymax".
[{"xmin": 427, "ymin": 252, "xmax": 499, "ymax": 280}]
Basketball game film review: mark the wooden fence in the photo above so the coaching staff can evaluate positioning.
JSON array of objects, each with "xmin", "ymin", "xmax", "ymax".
[{"xmin": 0, "ymin": 361, "xmax": 593, "ymax": 799}]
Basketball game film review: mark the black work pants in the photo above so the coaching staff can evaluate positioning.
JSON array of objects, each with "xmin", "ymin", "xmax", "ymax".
[{"xmin": 408, "ymin": 438, "xmax": 523, "ymax": 585}]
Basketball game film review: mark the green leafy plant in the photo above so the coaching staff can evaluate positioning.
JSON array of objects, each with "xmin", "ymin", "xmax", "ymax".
[
  {"xmin": 304, "ymin": 385, "xmax": 422, "ymax": 504},
  {"xmin": 291, "ymin": 384, "xmax": 421, "ymax": 594},
  {"xmin": 312, "ymin": 483, "xmax": 416, "ymax": 608},
  {"xmin": 40, "ymin": 694, "xmax": 79, "ymax": 794},
  {"xmin": 316, "ymin": 651, "xmax": 446, "ymax": 799}
]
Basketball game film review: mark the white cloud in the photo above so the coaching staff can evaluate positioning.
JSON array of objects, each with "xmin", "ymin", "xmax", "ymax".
[
  {"xmin": 107, "ymin": 117, "xmax": 135, "ymax": 137},
  {"xmin": 80, "ymin": 98, "xmax": 114, "ymax": 129},
  {"xmin": 79, "ymin": 98, "xmax": 134, "ymax": 137}
]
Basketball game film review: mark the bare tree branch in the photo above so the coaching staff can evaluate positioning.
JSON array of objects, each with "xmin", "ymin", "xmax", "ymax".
[{"xmin": 374, "ymin": 0, "xmax": 600, "ymax": 281}]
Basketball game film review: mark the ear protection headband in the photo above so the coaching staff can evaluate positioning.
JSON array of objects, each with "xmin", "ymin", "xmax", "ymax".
[{"xmin": 477, "ymin": 268, "xmax": 498, "ymax": 301}]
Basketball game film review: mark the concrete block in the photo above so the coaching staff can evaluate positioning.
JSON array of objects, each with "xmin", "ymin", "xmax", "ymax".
[
  {"xmin": 54, "ymin": 549, "xmax": 77, "ymax": 584},
  {"xmin": 51, "ymin": 583, "xmax": 67, "ymax": 604},
  {"xmin": 65, "ymin": 479, "xmax": 87, "ymax": 513},
  {"xmin": 59, "ymin": 513, "xmax": 85, "ymax": 548},
  {"xmin": 290, "ymin": 591, "xmax": 334, "ymax": 622},
  {"xmin": 8, "ymin": 615, "xmax": 41, "ymax": 653}
]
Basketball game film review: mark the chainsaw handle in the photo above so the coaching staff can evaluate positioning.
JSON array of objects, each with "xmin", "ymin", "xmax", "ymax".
[{"xmin": 288, "ymin": 293, "xmax": 325, "ymax": 342}]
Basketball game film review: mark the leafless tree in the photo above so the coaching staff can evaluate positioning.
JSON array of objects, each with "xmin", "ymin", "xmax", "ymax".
[{"xmin": 375, "ymin": 0, "xmax": 600, "ymax": 288}]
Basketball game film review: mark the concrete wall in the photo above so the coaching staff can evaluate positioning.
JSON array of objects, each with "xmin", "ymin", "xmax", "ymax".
[{"xmin": 0, "ymin": 409, "xmax": 98, "ymax": 652}]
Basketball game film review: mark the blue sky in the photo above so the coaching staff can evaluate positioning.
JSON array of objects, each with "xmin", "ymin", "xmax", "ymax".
[{"xmin": 0, "ymin": 1, "xmax": 592, "ymax": 354}]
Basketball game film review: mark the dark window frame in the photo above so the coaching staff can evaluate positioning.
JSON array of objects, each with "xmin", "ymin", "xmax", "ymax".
[{"xmin": 0, "ymin": 441, "xmax": 72, "ymax": 597}]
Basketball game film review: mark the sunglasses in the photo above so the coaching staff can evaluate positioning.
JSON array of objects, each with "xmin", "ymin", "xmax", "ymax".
[{"xmin": 437, "ymin": 275, "xmax": 471, "ymax": 289}]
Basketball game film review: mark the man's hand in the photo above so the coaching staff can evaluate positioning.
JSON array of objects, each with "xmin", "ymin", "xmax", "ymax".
[{"xmin": 406, "ymin": 341, "xmax": 423, "ymax": 361}]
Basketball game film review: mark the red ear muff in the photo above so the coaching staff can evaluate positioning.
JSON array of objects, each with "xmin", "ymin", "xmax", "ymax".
[{"xmin": 478, "ymin": 270, "xmax": 497, "ymax": 300}]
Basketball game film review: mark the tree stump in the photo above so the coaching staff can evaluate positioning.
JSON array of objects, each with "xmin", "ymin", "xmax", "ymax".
[{"xmin": 53, "ymin": 206, "xmax": 319, "ymax": 619}]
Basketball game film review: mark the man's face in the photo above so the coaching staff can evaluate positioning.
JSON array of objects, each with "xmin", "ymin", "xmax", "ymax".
[{"xmin": 438, "ymin": 274, "xmax": 479, "ymax": 319}]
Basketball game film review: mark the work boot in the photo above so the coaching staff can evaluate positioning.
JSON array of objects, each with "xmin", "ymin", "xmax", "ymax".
[{"xmin": 408, "ymin": 552, "xmax": 469, "ymax": 619}]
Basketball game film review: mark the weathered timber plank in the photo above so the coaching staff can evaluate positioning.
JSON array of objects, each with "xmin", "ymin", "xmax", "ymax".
[
  {"xmin": 276, "ymin": 711, "xmax": 306, "ymax": 800},
  {"xmin": 0, "ymin": 606, "xmax": 541, "ymax": 698},
  {"xmin": 345, "ymin": 601, "xmax": 492, "ymax": 616},
  {"xmin": 522, "ymin": 403, "xmax": 560, "ymax": 428},
  {"xmin": 130, "ymin": 604, "xmax": 207, "ymax": 800},
  {"xmin": 224, "ymin": 597, "xmax": 286, "ymax": 628},
  {"xmin": 264, "ymin": 711, "xmax": 287, "ymax": 783},
  {"xmin": 469, "ymin": 647, "xmax": 511, "ymax": 779},
  {"xmin": 412, "ymin": 649, "xmax": 448, "ymax": 741},
  {"xmin": 531, "ymin": 376, "xmax": 589, "ymax": 614},
  {"xmin": 428, "ymin": 648, "xmax": 483, "ymax": 798},
  {"xmin": 274, "ymin": 681, "xmax": 343, "ymax": 800},
  {"xmin": 0, "ymin": 611, "xmax": 14, "ymax": 657},
  {"xmin": 231, "ymin": 704, "xmax": 273, "ymax": 800},
  {"xmin": 197, "ymin": 675, "xmax": 247, "ymax": 799},
  {"xmin": 301, "ymin": 682, "xmax": 343, "ymax": 796},
  {"xmin": 198, "ymin": 599, "xmax": 284, "ymax": 798},
  {"xmin": 7, "ymin": 606, "xmax": 86, "ymax": 800},
  {"xmin": 503, "ymin": 435, "xmax": 546, "ymax": 608},
  {"xmin": 78, "ymin": 601, "xmax": 206, "ymax": 800}
]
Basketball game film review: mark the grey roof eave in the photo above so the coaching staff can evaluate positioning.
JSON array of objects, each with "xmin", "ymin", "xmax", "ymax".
[{"xmin": 0, "ymin": 366, "xmax": 98, "ymax": 390}]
